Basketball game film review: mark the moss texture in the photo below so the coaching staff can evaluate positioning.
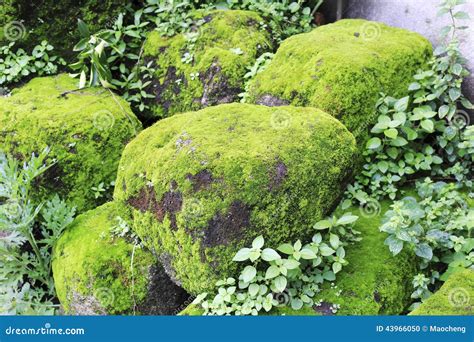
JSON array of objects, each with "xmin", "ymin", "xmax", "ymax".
[
  {"xmin": 114, "ymin": 103, "xmax": 357, "ymax": 294},
  {"xmin": 180, "ymin": 199, "xmax": 417, "ymax": 315},
  {"xmin": 52, "ymin": 202, "xmax": 189, "ymax": 315},
  {"xmin": 0, "ymin": 0, "xmax": 142, "ymax": 59},
  {"xmin": 410, "ymin": 269, "xmax": 474, "ymax": 315},
  {"xmin": 142, "ymin": 10, "xmax": 273, "ymax": 121},
  {"xmin": 52, "ymin": 202, "xmax": 152, "ymax": 314},
  {"xmin": 0, "ymin": 74, "xmax": 142, "ymax": 212},
  {"xmin": 247, "ymin": 19, "xmax": 432, "ymax": 142}
]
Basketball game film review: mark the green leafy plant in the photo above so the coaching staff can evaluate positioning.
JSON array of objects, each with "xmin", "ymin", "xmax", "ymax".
[
  {"xmin": 346, "ymin": 0, "xmax": 472, "ymax": 205},
  {"xmin": 380, "ymin": 178, "xmax": 473, "ymax": 309},
  {"xmin": 0, "ymin": 148, "xmax": 76, "ymax": 314},
  {"xmin": 193, "ymin": 213, "xmax": 359, "ymax": 315},
  {"xmin": 0, "ymin": 41, "xmax": 65, "ymax": 91}
]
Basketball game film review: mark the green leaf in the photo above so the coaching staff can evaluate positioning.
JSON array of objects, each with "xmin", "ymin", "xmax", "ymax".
[
  {"xmin": 265, "ymin": 265, "xmax": 280, "ymax": 280},
  {"xmin": 77, "ymin": 19, "xmax": 90, "ymax": 38},
  {"xmin": 336, "ymin": 214, "xmax": 358, "ymax": 225},
  {"xmin": 453, "ymin": 11, "xmax": 470, "ymax": 19},
  {"xmin": 394, "ymin": 96, "xmax": 409, "ymax": 112},
  {"xmin": 438, "ymin": 105, "xmax": 450, "ymax": 118},
  {"xmin": 242, "ymin": 265, "xmax": 257, "ymax": 283},
  {"xmin": 384, "ymin": 128, "xmax": 398, "ymax": 139},
  {"xmin": 290, "ymin": 298, "xmax": 304, "ymax": 310},
  {"xmin": 408, "ymin": 82, "xmax": 421, "ymax": 91},
  {"xmin": 252, "ymin": 235, "xmax": 264, "ymax": 249},
  {"xmin": 329, "ymin": 234, "xmax": 340, "ymax": 249},
  {"xmin": 449, "ymin": 88, "xmax": 461, "ymax": 102},
  {"xmin": 384, "ymin": 236, "xmax": 403, "ymax": 255},
  {"xmin": 332, "ymin": 262, "xmax": 342, "ymax": 274},
  {"xmin": 313, "ymin": 219, "xmax": 332, "ymax": 230},
  {"xmin": 277, "ymin": 243, "xmax": 294, "ymax": 254},
  {"xmin": 283, "ymin": 259, "xmax": 300, "ymax": 270},
  {"xmin": 421, "ymin": 119, "xmax": 434, "ymax": 132},
  {"xmin": 288, "ymin": 2, "xmax": 300, "ymax": 13},
  {"xmin": 273, "ymin": 276, "xmax": 287, "ymax": 293},
  {"xmin": 377, "ymin": 161, "xmax": 389, "ymax": 173},
  {"xmin": 248, "ymin": 283, "xmax": 259, "ymax": 297},
  {"xmin": 387, "ymin": 147, "xmax": 399, "ymax": 159},
  {"xmin": 390, "ymin": 136, "xmax": 408, "ymax": 147},
  {"xmin": 415, "ymin": 243, "xmax": 433, "ymax": 260},
  {"xmin": 300, "ymin": 248, "xmax": 317, "ymax": 260},
  {"xmin": 366, "ymin": 137, "xmax": 382, "ymax": 150},
  {"xmin": 261, "ymin": 248, "xmax": 281, "ymax": 261},
  {"xmin": 319, "ymin": 244, "xmax": 336, "ymax": 256},
  {"xmin": 232, "ymin": 248, "xmax": 251, "ymax": 261}
]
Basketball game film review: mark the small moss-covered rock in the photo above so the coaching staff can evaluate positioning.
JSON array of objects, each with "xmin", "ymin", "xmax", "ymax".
[
  {"xmin": 52, "ymin": 202, "xmax": 189, "ymax": 315},
  {"xmin": 142, "ymin": 10, "xmax": 273, "ymax": 121},
  {"xmin": 247, "ymin": 19, "xmax": 432, "ymax": 141},
  {"xmin": 180, "ymin": 199, "xmax": 417, "ymax": 315},
  {"xmin": 410, "ymin": 269, "xmax": 474, "ymax": 315},
  {"xmin": 0, "ymin": 74, "xmax": 142, "ymax": 212},
  {"xmin": 114, "ymin": 103, "xmax": 357, "ymax": 294}
]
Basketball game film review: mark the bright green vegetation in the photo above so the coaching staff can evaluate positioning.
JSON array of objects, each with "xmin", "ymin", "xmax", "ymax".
[
  {"xmin": 0, "ymin": 149, "xmax": 75, "ymax": 315},
  {"xmin": 192, "ymin": 213, "xmax": 360, "ymax": 315},
  {"xmin": 247, "ymin": 19, "xmax": 432, "ymax": 141},
  {"xmin": 52, "ymin": 202, "xmax": 155, "ymax": 314},
  {"xmin": 410, "ymin": 269, "xmax": 474, "ymax": 315},
  {"xmin": 181, "ymin": 200, "xmax": 417, "ymax": 315},
  {"xmin": 142, "ymin": 10, "xmax": 273, "ymax": 120},
  {"xmin": 0, "ymin": 74, "xmax": 142, "ymax": 212},
  {"xmin": 114, "ymin": 103, "xmax": 357, "ymax": 294}
]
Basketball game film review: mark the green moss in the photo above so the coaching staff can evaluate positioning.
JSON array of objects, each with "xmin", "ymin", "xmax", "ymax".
[
  {"xmin": 410, "ymin": 269, "xmax": 474, "ymax": 315},
  {"xmin": 114, "ymin": 103, "xmax": 357, "ymax": 294},
  {"xmin": 180, "ymin": 199, "xmax": 417, "ymax": 315},
  {"xmin": 52, "ymin": 202, "xmax": 154, "ymax": 314},
  {"xmin": 0, "ymin": 0, "xmax": 137, "ymax": 59},
  {"xmin": 247, "ymin": 19, "xmax": 432, "ymax": 142},
  {"xmin": 142, "ymin": 10, "xmax": 273, "ymax": 121},
  {"xmin": 0, "ymin": 74, "xmax": 142, "ymax": 212}
]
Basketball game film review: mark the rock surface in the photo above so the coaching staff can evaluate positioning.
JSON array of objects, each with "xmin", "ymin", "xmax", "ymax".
[
  {"xmin": 114, "ymin": 103, "xmax": 357, "ymax": 294},
  {"xmin": 52, "ymin": 202, "xmax": 189, "ymax": 315},
  {"xmin": 141, "ymin": 10, "xmax": 273, "ymax": 121},
  {"xmin": 247, "ymin": 19, "xmax": 432, "ymax": 141},
  {"xmin": 0, "ymin": 74, "xmax": 142, "ymax": 212}
]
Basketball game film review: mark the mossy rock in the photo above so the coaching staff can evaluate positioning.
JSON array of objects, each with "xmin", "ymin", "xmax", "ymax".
[
  {"xmin": 180, "ymin": 199, "xmax": 417, "ymax": 315},
  {"xmin": 247, "ymin": 19, "xmax": 432, "ymax": 142},
  {"xmin": 410, "ymin": 269, "xmax": 474, "ymax": 315},
  {"xmin": 114, "ymin": 103, "xmax": 357, "ymax": 294},
  {"xmin": 0, "ymin": 0, "xmax": 142, "ymax": 59},
  {"xmin": 0, "ymin": 74, "xmax": 142, "ymax": 212},
  {"xmin": 141, "ymin": 10, "xmax": 273, "ymax": 121},
  {"xmin": 52, "ymin": 202, "xmax": 190, "ymax": 315}
]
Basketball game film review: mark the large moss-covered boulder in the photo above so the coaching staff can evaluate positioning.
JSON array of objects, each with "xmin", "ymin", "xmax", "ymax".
[
  {"xmin": 0, "ymin": 74, "xmax": 142, "ymax": 212},
  {"xmin": 114, "ymin": 103, "xmax": 357, "ymax": 294},
  {"xmin": 247, "ymin": 19, "xmax": 432, "ymax": 141},
  {"xmin": 141, "ymin": 10, "xmax": 273, "ymax": 121},
  {"xmin": 410, "ymin": 269, "xmax": 474, "ymax": 315},
  {"xmin": 52, "ymin": 202, "xmax": 189, "ymax": 315},
  {"xmin": 180, "ymin": 199, "xmax": 417, "ymax": 315}
]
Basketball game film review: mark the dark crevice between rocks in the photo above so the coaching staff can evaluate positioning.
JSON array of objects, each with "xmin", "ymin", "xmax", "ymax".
[
  {"xmin": 313, "ymin": 301, "xmax": 335, "ymax": 316},
  {"xmin": 127, "ymin": 182, "xmax": 183, "ymax": 230},
  {"xmin": 137, "ymin": 263, "xmax": 190, "ymax": 315},
  {"xmin": 200, "ymin": 61, "xmax": 241, "ymax": 107}
]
